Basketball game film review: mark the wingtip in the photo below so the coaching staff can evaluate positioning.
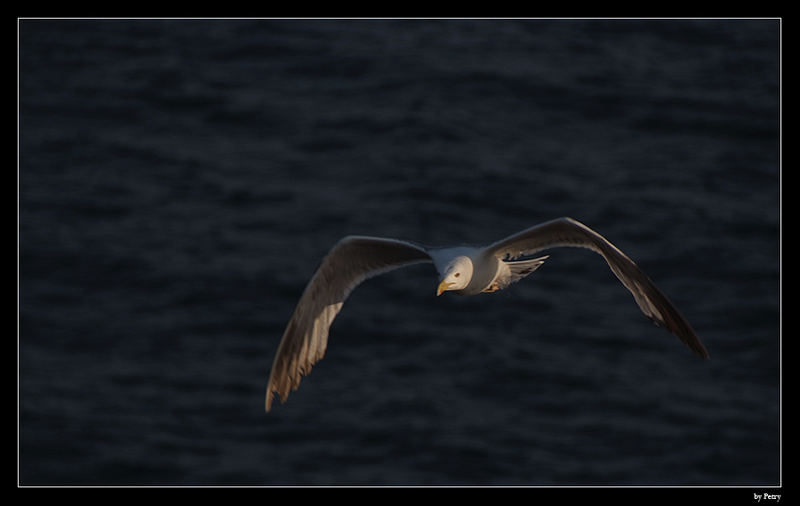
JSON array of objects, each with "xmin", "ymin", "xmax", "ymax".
[
  {"xmin": 690, "ymin": 339, "xmax": 710, "ymax": 360},
  {"xmin": 684, "ymin": 334, "xmax": 710, "ymax": 360},
  {"xmin": 265, "ymin": 388, "xmax": 278, "ymax": 413}
]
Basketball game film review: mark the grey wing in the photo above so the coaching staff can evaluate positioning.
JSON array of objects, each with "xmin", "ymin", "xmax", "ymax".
[
  {"xmin": 266, "ymin": 236, "xmax": 433, "ymax": 411},
  {"xmin": 484, "ymin": 217, "xmax": 709, "ymax": 359}
]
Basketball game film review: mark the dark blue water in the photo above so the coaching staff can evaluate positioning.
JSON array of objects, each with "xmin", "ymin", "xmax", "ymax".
[{"xmin": 19, "ymin": 19, "xmax": 780, "ymax": 486}]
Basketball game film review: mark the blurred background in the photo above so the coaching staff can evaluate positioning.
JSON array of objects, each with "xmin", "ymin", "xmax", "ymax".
[{"xmin": 19, "ymin": 19, "xmax": 780, "ymax": 486}]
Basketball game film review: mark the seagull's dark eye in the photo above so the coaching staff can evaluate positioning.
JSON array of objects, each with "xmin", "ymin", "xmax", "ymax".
[{"xmin": 454, "ymin": 272, "xmax": 461, "ymax": 278}]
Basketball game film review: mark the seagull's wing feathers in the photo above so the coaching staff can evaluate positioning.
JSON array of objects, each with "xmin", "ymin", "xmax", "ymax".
[
  {"xmin": 485, "ymin": 217, "xmax": 709, "ymax": 359},
  {"xmin": 266, "ymin": 236, "xmax": 432, "ymax": 411}
]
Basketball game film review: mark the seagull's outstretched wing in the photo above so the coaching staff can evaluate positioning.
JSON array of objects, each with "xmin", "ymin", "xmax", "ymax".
[
  {"xmin": 484, "ymin": 217, "xmax": 709, "ymax": 359},
  {"xmin": 266, "ymin": 236, "xmax": 432, "ymax": 411}
]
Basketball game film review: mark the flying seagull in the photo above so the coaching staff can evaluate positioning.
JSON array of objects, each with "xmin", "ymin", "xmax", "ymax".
[{"xmin": 265, "ymin": 217, "xmax": 709, "ymax": 411}]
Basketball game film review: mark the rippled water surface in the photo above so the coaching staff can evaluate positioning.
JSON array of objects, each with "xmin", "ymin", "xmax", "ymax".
[{"xmin": 19, "ymin": 19, "xmax": 780, "ymax": 486}]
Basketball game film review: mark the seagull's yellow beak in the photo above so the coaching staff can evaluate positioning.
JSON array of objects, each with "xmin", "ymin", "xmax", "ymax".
[{"xmin": 437, "ymin": 280, "xmax": 454, "ymax": 296}]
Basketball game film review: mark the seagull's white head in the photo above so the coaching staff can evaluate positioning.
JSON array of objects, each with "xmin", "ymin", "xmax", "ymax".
[{"xmin": 437, "ymin": 256, "xmax": 473, "ymax": 296}]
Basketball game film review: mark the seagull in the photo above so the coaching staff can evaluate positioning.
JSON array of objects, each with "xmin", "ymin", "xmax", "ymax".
[{"xmin": 265, "ymin": 217, "xmax": 709, "ymax": 411}]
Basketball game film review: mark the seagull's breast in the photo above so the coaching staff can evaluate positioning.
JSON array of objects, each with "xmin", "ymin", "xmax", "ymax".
[{"xmin": 459, "ymin": 253, "xmax": 501, "ymax": 296}]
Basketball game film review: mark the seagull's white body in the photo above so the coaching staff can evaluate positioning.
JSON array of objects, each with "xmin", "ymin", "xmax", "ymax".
[
  {"xmin": 428, "ymin": 245, "xmax": 549, "ymax": 296},
  {"xmin": 265, "ymin": 217, "xmax": 709, "ymax": 412}
]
